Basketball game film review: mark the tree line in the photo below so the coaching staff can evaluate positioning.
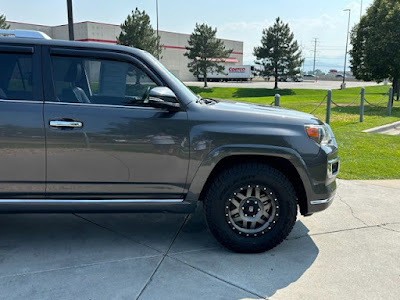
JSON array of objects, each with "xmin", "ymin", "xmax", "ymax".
[{"xmin": 116, "ymin": 9, "xmax": 303, "ymax": 88}]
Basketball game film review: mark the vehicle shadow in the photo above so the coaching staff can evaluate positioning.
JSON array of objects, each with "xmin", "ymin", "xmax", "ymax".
[
  {"xmin": 0, "ymin": 208, "xmax": 318, "ymax": 299},
  {"xmin": 168, "ymin": 207, "xmax": 318, "ymax": 299},
  {"xmin": 330, "ymin": 102, "xmax": 399, "ymax": 117}
]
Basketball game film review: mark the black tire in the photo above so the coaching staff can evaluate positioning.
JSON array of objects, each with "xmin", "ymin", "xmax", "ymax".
[{"xmin": 204, "ymin": 163, "xmax": 297, "ymax": 253}]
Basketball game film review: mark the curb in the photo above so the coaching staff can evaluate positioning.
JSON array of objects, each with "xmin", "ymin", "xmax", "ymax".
[{"xmin": 363, "ymin": 121, "xmax": 400, "ymax": 133}]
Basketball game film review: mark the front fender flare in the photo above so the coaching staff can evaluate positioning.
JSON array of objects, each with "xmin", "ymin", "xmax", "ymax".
[{"xmin": 185, "ymin": 144, "xmax": 313, "ymax": 202}]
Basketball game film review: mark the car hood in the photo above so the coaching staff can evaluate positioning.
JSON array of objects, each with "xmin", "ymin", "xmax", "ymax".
[{"xmin": 209, "ymin": 100, "xmax": 320, "ymax": 124}]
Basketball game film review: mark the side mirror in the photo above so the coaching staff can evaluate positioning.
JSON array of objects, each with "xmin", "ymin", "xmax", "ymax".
[{"xmin": 148, "ymin": 87, "xmax": 180, "ymax": 111}]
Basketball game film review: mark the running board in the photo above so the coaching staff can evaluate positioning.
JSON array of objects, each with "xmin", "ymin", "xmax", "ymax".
[{"xmin": 0, "ymin": 199, "xmax": 197, "ymax": 213}]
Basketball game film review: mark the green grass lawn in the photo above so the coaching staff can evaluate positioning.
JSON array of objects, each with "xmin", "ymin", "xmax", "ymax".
[{"xmin": 189, "ymin": 85, "xmax": 400, "ymax": 180}]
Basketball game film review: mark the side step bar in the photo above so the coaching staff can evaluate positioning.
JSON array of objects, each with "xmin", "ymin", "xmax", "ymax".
[{"xmin": 0, "ymin": 199, "xmax": 197, "ymax": 213}]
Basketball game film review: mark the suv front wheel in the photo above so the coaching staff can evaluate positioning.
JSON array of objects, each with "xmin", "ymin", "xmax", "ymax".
[{"xmin": 204, "ymin": 163, "xmax": 297, "ymax": 253}]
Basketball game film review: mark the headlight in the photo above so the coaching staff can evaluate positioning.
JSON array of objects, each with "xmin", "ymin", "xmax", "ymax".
[{"xmin": 305, "ymin": 124, "xmax": 333, "ymax": 145}]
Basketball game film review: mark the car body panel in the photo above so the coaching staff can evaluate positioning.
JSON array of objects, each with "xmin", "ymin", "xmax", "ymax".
[
  {"xmin": 41, "ymin": 45, "xmax": 190, "ymax": 200},
  {"xmin": 0, "ymin": 44, "xmax": 45, "ymax": 198}
]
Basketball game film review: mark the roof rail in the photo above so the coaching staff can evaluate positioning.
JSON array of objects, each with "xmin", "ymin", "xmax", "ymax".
[{"xmin": 0, "ymin": 29, "xmax": 51, "ymax": 40}]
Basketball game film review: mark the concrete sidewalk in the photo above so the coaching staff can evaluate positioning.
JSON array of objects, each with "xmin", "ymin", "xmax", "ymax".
[{"xmin": 0, "ymin": 179, "xmax": 399, "ymax": 300}]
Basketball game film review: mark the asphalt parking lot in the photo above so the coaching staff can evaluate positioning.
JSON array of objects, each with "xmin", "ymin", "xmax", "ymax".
[
  {"xmin": 185, "ymin": 80, "xmax": 383, "ymax": 90},
  {"xmin": 0, "ymin": 179, "xmax": 399, "ymax": 300}
]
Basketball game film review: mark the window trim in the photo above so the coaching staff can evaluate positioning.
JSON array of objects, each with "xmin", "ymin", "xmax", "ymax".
[{"xmin": 0, "ymin": 45, "xmax": 34, "ymax": 54}]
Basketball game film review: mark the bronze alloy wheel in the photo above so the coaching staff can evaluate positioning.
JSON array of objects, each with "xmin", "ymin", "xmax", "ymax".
[{"xmin": 225, "ymin": 184, "xmax": 280, "ymax": 236}]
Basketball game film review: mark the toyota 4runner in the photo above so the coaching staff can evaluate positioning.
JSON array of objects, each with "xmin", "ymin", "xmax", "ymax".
[{"xmin": 0, "ymin": 30, "xmax": 339, "ymax": 253}]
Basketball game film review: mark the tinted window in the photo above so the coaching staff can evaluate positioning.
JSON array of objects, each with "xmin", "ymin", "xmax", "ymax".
[
  {"xmin": 51, "ymin": 56, "xmax": 158, "ymax": 106},
  {"xmin": 0, "ymin": 53, "xmax": 34, "ymax": 101}
]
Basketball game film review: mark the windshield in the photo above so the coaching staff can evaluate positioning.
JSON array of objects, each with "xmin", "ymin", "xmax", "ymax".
[{"xmin": 143, "ymin": 52, "xmax": 198, "ymax": 103}]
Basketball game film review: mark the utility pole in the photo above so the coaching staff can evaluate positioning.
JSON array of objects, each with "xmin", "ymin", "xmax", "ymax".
[
  {"xmin": 156, "ymin": 0, "xmax": 160, "ymax": 59},
  {"xmin": 66, "ymin": 0, "xmax": 74, "ymax": 41},
  {"xmin": 312, "ymin": 38, "xmax": 318, "ymax": 75},
  {"xmin": 342, "ymin": 9, "xmax": 351, "ymax": 89}
]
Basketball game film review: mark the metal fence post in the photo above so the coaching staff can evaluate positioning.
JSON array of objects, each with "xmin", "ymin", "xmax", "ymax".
[
  {"xmin": 274, "ymin": 94, "xmax": 280, "ymax": 107},
  {"xmin": 326, "ymin": 90, "xmax": 332, "ymax": 124},
  {"xmin": 360, "ymin": 87, "xmax": 365, "ymax": 122},
  {"xmin": 388, "ymin": 87, "xmax": 393, "ymax": 116}
]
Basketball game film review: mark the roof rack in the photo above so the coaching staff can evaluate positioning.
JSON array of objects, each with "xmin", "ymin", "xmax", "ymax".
[{"xmin": 0, "ymin": 29, "xmax": 51, "ymax": 40}]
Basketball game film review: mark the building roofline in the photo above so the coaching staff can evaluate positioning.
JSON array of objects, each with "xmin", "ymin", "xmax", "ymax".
[{"xmin": 8, "ymin": 20, "xmax": 243, "ymax": 44}]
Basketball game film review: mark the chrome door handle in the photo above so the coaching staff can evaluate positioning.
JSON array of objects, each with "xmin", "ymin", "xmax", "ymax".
[{"xmin": 50, "ymin": 120, "xmax": 83, "ymax": 128}]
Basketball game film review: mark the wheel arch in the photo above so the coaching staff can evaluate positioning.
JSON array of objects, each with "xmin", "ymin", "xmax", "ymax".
[{"xmin": 185, "ymin": 145, "xmax": 312, "ymax": 215}]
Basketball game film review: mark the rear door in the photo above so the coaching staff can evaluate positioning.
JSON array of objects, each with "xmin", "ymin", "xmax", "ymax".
[
  {"xmin": 42, "ymin": 47, "xmax": 189, "ymax": 200},
  {"xmin": 0, "ymin": 44, "xmax": 45, "ymax": 198}
]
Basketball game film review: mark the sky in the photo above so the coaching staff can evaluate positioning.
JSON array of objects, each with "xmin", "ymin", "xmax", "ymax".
[{"xmin": 2, "ymin": 0, "xmax": 374, "ymax": 72}]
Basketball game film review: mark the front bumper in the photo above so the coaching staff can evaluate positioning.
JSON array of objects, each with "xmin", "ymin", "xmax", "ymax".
[{"xmin": 302, "ymin": 155, "xmax": 340, "ymax": 216}]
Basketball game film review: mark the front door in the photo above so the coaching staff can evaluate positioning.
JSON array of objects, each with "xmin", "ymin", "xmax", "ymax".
[
  {"xmin": 43, "ymin": 48, "xmax": 189, "ymax": 199},
  {"xmin": 0, "ymin": 44, "xmax": 45, "ymax": 198}
]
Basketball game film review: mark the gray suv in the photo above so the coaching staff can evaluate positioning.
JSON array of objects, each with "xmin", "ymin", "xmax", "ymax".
[{"xmin": 0, "ymin": 30, "xmax": 339, "ymax": 253}]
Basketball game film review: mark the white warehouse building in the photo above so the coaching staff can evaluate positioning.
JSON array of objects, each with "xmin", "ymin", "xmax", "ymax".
[{"xmin": 7, "ymin": 21, "xmax": 244, "ymax": 81}]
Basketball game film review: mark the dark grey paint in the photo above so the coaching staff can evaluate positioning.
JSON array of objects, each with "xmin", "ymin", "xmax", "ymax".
[
  {"xmin": 0, "ymin": 37, "xmax": 338, "ymax": 215},
  {"xmin": 0, "ymin": 101, "xmax": 46, "ymax": 198},
  {"xmin": 44, "ymin": 102, "xmax": 189, "ymax": 199}
]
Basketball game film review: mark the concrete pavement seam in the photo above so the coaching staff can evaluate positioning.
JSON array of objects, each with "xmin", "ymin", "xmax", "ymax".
[
  {"xmin": 287, "ymin": 221, "xmax": 400, "ymax": 240},
  {"xmin": 168, "ymin": 255, "xmax": 266, "ymax": 299},
  {"xmin": 136, "ymin": 214, "xmax": 190, "ymax": 300},
  {"xmin": 73, "ymin": 213, "xmax": 162, "ymax": 254},
  {"xmin": 168, "ymin": 246, "xmax": 222, "ymax": 255},
  {"xmin": 378, "ymin": 225, "xmax": 400, "ymax": 233},
  {"xmin": 0, "ymin": 254, "xmax": 161, "ymax": 280}
]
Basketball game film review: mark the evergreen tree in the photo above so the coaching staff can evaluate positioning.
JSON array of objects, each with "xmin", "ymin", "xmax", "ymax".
[
  {"xmin": 117, "ymin": 8, "xmax": 161, "ymax": 58},
  {"xmin": 185, "ymin": 23, "xmax": 232, "ymax": 87},
  {"xmin": 0, "ymin": 14, "xmax": 10, "ymax": 29},
  {"xmin": 254, "ymin": 18, "xmax": 303, "ymax": 89}
]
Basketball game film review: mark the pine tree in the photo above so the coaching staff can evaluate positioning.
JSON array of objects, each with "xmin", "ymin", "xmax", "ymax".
[
  {"xmin": 254, "ymin": 18, "xmax": 303, "ymax": 89},
  {"xmin": 117, "ymin": 8, "xmax": 161, "ymax": 58},
  {"xmin": 0, "ymin": 14, "xmax": 10, "ymax": 29},
  {"xmin": 185, "ymin": 23, "xmax": 232, "ymax": 87}
]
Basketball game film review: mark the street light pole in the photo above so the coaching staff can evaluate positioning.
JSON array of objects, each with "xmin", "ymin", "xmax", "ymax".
[
  {"xmin": 360, "ymin": 0, "xmax": 363, "ymax": 20},
  {"xmin": 66, "ymin": 0, "xmax": 74, "ymax": 41},
  {"xmin": 156, "ymin": 0, "xmax": 160, "ymax": 59},
  {"xmin": 342, "ymin": 9, "xmax": 351, "ymax": 89}
]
